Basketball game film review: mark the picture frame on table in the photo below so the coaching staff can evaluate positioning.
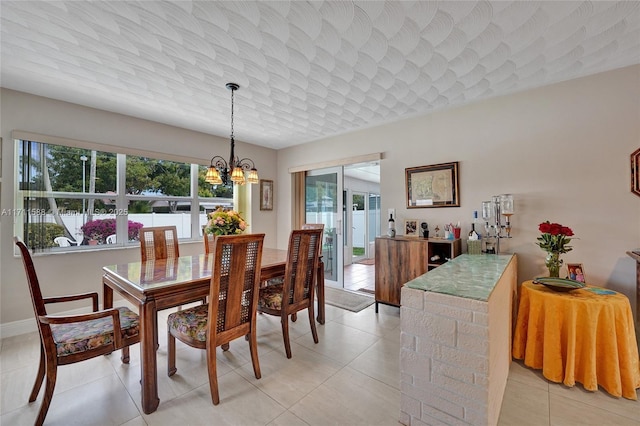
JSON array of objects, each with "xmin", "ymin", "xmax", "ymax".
[
  {"xmin": 567, "ymin": 263, "xmax": 585, "ymax": 283},
  {"xmin": 260, "ymin": 179, "xmax": 273, "ymax": 211},
  {"xmin": 404, "ymin": 219, "xmax": 419, "ymax": 237},
  {"xmin": 406, "ymin": 161, "xmax": 460, "ymax": 208}
]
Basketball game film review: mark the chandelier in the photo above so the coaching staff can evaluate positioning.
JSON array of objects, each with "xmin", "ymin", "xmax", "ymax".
[{"xmin": 205, "ymin": 82, "xmax": 259, "ymax": 186}]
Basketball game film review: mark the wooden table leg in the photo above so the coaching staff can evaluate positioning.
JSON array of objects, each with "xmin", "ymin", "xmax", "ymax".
[
  {"xmin": 140, "ymin": 300, "xmax": 160, "ymax": 414},
  {"xmin": 316, "ymin": 260, "xmax": 325, "ymax": 324},
  {"xmin": 103, "ymin": 278, "xmax": 160, "ymax": 413},
  {"xmin": 103, "ymin": 279, "xmax": 113, "ymax": 310}
]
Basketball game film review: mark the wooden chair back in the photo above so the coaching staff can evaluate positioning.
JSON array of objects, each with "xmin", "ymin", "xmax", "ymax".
[
  {"xmin": 16, "ymin": 238, "xmax": 53, "ymax": 322},
  {"xmin": 301, "ymin": 223, "xmax": 324, "ymax": 257},
  {"xmin": 301, "ymin": 223, "xmax": 324, "ymax": 230},
  {"xmin": 208, "ymin": 234, "xmax": 265, "ymax": 348},
  {"xmin": 283, "ymin": 228, "xmax": 322, "ymax": 312},
  {"xmin": 139, "ymin": 226, "xmax": 179, "ymax": 261},
  {"xmin": 203, "ymin": 226, "xmax": 215, "ymax": 255}
]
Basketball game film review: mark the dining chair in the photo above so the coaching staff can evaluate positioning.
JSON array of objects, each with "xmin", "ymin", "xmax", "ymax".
[
  {"xmin": 139, "ymin": 226, "xmax": 180, "ymax": 261},
  {"xmin": 289, "ymin": 224, "xmax": 324, "ymax": 322},
  {"xmin": 139, "ymin": 225, "xmax": 188, "ymax": 347},
  {"xmin": 14, "ymin": 238, "xmax": 140, "ymax": 426},
  {"xmin": 167, "ymin": 234, "xmax": 265, "ymax": 405},
  {"xmin": 258, "ymin": 228, "xmax": 322, "ymax": 358}
]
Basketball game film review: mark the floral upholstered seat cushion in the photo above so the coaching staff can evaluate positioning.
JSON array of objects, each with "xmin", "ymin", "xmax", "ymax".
[
  {"xmin": 258, "ymin": 283, "xmax": 310, "ymax": 311},
  {"xmin": 51, "ymin": 307, "xmax": 139, "ymax": 357},
  {"xmin": 167, "ymin": 304, "xmax": 210, "ymax": 342},
  {"xmin": 258, "ymin": 284, "xmax": 284, "ymax": 310}
]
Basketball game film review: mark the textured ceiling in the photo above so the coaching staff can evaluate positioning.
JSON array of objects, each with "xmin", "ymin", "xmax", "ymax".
[{"xmin": 1, "ymin": 1, "xmax": 639, "ymax": 149}]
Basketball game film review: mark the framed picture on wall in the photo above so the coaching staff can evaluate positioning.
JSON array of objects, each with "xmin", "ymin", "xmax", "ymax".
[
  {"xmin": 260, "ymin": 179, "xmax": 273, "ymax": 211},
  {"xmin": 406, "ymin": 161, "xmax": 460, "ymax": 208},
  {"xmin": 404, "ymin": 219, "xmax": 419, "ymax": 237},
  {"xmin": 566, "ymin": 263, "xmax": 585, "ymax": 283},
  {"xmin": 631, "ymin": 148, "xmax": 640, "ymax": 197}
]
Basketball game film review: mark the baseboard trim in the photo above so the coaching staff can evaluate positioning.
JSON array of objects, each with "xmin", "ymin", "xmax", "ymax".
[{"xmin": 0, "ymin": 317, "xmax": 37, "ymax": 339}]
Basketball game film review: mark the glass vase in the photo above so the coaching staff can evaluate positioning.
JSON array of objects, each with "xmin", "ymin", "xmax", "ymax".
[{"xmin": 545, "ymin": 252, "xmax": 562, "ymax": 278}]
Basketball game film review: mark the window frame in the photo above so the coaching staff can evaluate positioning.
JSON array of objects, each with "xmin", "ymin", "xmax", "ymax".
[{"xmin": 13, "ymin": 132, "xmax": 233, "ymax": 254}]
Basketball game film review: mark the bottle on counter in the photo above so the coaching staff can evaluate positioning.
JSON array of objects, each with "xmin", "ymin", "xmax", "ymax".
[
  {"xmin": 387, "ymin": 213, "xmax": 396, "ymax": 237},
  {"xmin": 469, "ymin": 211, "xmax": 480, "ymax": 240}
]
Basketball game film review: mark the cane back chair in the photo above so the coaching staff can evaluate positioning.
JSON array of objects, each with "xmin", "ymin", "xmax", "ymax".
[
  {"xmin": 167, "ymin": 233, "xmax": 265, "ymax": 405},
  {"xmin": 257, "ymin": 228, "xmax": 322, "ymax": 358}
]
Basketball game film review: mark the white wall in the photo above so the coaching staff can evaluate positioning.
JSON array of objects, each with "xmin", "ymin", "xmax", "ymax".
[
  {"xmin": 2, "ymin": 66, "xmax": 639, "ymax": 330},
  {"xmin": 276, "ymin": 65, "xmax": 640, "ymax": 318},
  {"xmin": 0, "ymin": 89, "xmax": 278, "ymax": 327}
]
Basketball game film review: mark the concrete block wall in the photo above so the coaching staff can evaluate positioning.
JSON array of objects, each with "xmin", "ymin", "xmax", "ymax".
[
  {"xmin": 400, "ymin": 287, "xmax": 491, "ymax": 425},
  {"xmin": 399, "ymin": 256, "xmax": 517, "ymax": 426}
]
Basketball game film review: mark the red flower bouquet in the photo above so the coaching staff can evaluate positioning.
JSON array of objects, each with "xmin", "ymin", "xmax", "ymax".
[{"xmin": 536, "ymin": 221, "xmax": 575, "ymax": 277}]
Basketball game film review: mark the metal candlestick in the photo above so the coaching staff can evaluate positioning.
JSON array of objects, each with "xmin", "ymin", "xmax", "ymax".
[{"xmin": 481, "ymin": 194, "xmax": 514, "ymax": 254}]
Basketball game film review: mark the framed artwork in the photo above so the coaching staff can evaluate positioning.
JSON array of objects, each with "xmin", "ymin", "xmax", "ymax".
[
  {"xmin": 566, "ymin": 263, "xmax": 585, "ymax": 283},
  {"xmin": 260, "ymin": 179, "xmax": 273, "ymax": 211},
  {"xmin": 631, "ymin": 148, "xmax": 640, "ymax": 197},
  {"xmin": 404, "ymin": 219, "xmax": 419, "ymax": 237},
  {"xmin": 406, "ymin": 161, "xmax": 460, "ymax": 208}
]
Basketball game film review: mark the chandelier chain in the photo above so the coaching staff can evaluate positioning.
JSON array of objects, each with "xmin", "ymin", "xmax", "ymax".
[{"xmin": 230, "ymin": 86, "xmax": 234, "ymax": 140}]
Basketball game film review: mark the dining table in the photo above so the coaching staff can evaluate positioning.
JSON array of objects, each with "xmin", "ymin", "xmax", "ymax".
[
  {"xmin": 102, "ymin": 248, "xmax": 325, "ymax": 414},
  {"xmin": 513, "ymin": 280, "xmax": 640, "ymax": 400}
]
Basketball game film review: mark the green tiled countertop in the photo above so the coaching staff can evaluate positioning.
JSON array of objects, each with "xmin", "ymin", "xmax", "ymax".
[{"xmin": 405, "ymin": 254, "xmax": 514, "ymax": 301}]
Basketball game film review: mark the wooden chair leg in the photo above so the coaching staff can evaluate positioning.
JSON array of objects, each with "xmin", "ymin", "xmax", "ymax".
[
  {"xmin": 36, "ymin": 355, "xmax": 58, "ymax": 426},
  {"xmin": 121, "ymin": 345, "xmax": 130, "ymax": 364},
  {"xmin": 281, "ymin": 316, "xmax": 292, "ymax": 359},
  {"xmin": 29, "ymin": 344, "xmax": 46, "ymax": 402},
  {"xmin": 206, "ymin": 346, "xmax": 220, "ymax": 405},
  {"xmin": 308, "ymin": 306, "xmax": 319, "ymax": 344},
  {"xmin": 248, "ymin": 330, "xmax": 261, "ymax": 379},
  {"xmin": 167, "ymin": 331, "xmax": 177, "ymax": 376}
]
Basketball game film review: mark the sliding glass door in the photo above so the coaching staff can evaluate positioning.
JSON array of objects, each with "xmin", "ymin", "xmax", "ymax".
[{"xmin": 305, "ymin": 167, "xmax": 344, "ymax": 288}]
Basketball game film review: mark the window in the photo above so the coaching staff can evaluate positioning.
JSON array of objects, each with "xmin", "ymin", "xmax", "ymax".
[{"xmin": 15, "ymin": 138, "xmax": 233, "ymax": 253}]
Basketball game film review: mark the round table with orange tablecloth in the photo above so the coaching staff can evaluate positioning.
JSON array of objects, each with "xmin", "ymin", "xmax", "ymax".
[{"xmin": 513, "ymin": 280, "xmax": 640, "ymax": 400}]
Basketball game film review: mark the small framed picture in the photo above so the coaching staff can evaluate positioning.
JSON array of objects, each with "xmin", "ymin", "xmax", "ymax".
[
  {"xmin": 404, "ymin": 219, "xmax": 419, "ymax": 237},
  {"xmin": 567, "ymin": 263, "xmax": 585, "ymax": 283},
  {"xmin": 260, "ymin": 179, "xmax": 273, "ymax": 211}
]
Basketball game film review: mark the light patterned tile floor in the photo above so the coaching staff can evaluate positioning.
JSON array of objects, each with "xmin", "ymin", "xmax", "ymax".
[
  {"xmin": 2, "ymin": 302, "xmax": 638, "ymax": 425},
  {"xmin": 344, "ymin": 262, "xmax": 375, "ymax": 293}
]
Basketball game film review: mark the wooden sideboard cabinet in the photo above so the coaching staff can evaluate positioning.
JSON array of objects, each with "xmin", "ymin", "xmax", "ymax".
[{"xmin": 374, "ymin": 236, "xmax": 461, "ymax": 311}]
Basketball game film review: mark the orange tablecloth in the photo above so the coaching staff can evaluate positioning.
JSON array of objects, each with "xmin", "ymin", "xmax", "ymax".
[{"xmin": 513, "ymin": 280, "xmax": 640, "ymax": 399}]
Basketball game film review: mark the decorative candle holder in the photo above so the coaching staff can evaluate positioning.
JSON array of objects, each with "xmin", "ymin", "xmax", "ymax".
[{"xmin": 481, "ymin": 194, "xmax": 514, "ymax": 254}]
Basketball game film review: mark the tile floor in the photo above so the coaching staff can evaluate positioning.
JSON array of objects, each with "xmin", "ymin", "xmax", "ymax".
[
  {"xmin": 344, "ymin": 262, "xmax": 375, "ymax": 293},
  {"xmin": 1, "ymin": 300, "xmax": 638, "ymax": 426}
]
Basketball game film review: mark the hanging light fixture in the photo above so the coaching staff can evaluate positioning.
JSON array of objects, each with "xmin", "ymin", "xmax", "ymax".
[{"xmin": 205, "ymin": 82, "xmax": 259, "ymax": 186}]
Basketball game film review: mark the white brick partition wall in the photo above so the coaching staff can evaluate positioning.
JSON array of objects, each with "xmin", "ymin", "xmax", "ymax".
[{"xmin": 399, "ymin": 256, "xmax": 517, "ymax": 426}]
